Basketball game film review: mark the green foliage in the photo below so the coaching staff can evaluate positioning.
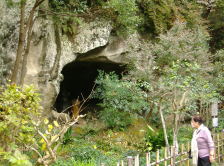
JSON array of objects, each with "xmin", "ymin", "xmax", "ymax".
[
  {"xmin": 70, "ymin": 146, "xmax": 102, "ymax": 161},
  {"xmin": 93, "ymin": 135, "xmax": 125, "ymax": 154},
  {"xmin": 161, "ymin": 60, "xmax": 218, "ymax": 106},
  {"xmin": 128, "ymin": 22, "xmax": 220, "ymax": 147},
  {"xmin": 62, "ymin": 127, "xmax": 73, "ymax": 144},
  {"xmin": 93, "ymin": 71, "xmax": 148, "ymax": 129},
  {"xmin": 210, "ymin": 50, "xmax": 224, "ymax": 98},
  {"xmin": 4, "ymin": 0, "xmax": 21, "ymax": 7},
  {"xmin": 53, "ymin": 138, "xmax": 120, "ymax": 166},
  {"xmin": 50, "ymin": 0, "xmax": 84, "ymax": 38},
  {"xmin": 51, "ymin": 0, "xmax": 142, "ymax": 36},
  {"xmin": 178, "ymin": 125, "xmax": 193, "ymax": 143},
  {"xmin": 94, "ymin": 71, "xmax": 148, "ymax": 114},
  {"xmin": 137, "ymin": 0, "xmax": 203, "ymax": 36},
  {"xmin": 104, "ymin": 0, "xmax": 141, "ymax": 36},
  {"xmin": 53, "ymin": 159, "xmax": 95, "ymax": 166},
  {"xmin": 138, "ymin": 0, "xmax": 176, "ymax": 35},
  {"xmin": 149, "ymin": 23, "xmax": 219, "ymax": 105},
  {"xmin": 144, "ymin": 127, "xmax": 173, "ymax": 152},
  {"xmin": 174, "ymin": 0, "xmax": 203, "ymax": 28},
  {"xmin": 48, "ymin": 0, "xmax": 205, "ymax": 37},
  {"xmin": 0, "ymin": 84, "xmax": 41, "ymax": 165},
  {"xmin": 152, "ymin": 23, "xmax": 210, "ymax": 73},
  {"xmin": 0, "ymin": 149, "xmax": 32, "ymax": 166},
  {"xmin": 99, "ymin": 108, "xmax": 132, "ymax": 130},
  {"xmin": 208, "ymin": 0, "xmax": 224, "ymax": 51},
  {"xmin": 50, "ymin": 0, "xmax": 89, "ymax": 14},
  {"xmin": 215, "ymin": 108, "xmax": 224, "ymax": 132},
  {"xmin": 0, "ymin": 84, "xmax": 40, "ymax": 148}
]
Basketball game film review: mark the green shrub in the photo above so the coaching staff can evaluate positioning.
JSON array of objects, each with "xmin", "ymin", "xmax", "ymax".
[
  {"xmin": 62, "ymin": 127, "xmax": 73, "ymax": 145},
  {"xmin": 99, "ymin": 108, "xmax": 132, "ymax": 130},
  {"xmin": 70, "ymin": 146, "xmax": 102, "ymax": 161},
  {"xmin": 208, "ymin": 0, "xmax": 224, "ymax": 51},
  {"xmin": 55, "ymin": 138, "xmax": 120, "ymax": 166},
  {"xmin": 52, "ymin": 159, "xmax": 96, "ymax": 166},
  {"xmin": 93, "ymin": 71, "xmax": 149, "ymax": 129},
  {"xmin": 144, "ymin": 127, "xmax": 173, "ymax": 152},
  {"xmin": 104, "ymin": 0, "xmax": 141, "ymax": 35},
  {"xmin": 0, "ymin": 149, "xmax": 33, "ymax": 166},
  {"xmin": 138, "ymin": 0, "xmax": 176, "ymax": 35},
  {"xmin": 0, "ymin": 84, "xmax": 41, "ymax": 165},
  {"xmin": 178, "ymin": 125, "xmax": 193, "ymax": 144}
]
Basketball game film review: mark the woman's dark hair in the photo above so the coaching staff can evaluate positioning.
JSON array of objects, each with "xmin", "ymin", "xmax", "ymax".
[{"xmin": 192, "ymin": 115, "xmax": 204, "ymax": 124}]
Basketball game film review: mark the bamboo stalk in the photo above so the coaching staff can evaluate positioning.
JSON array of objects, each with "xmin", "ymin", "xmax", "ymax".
[
  {"xmin": 146, "ymin": 153, "xmax": 149, "ymax": 166},
  {"xmin": 181, "ymin": 144, "xmax": 184, "ymax": 165},
  {"xmin": 214, "ymin": 134, "xmax": 217, "ymax": 160},
  {"xmin": 146, "ymin": 152, "xmax": 151, "ymax": 166},
  {"xmin": 217, "ymin": 134, "xmax": 221, "ymax": 162},
  {"xmin": 156, "ymin": 150, "xmax": 159, "ymax": 166},
  {"xmin": 148, "ymin": 152, "xmax": 151, "ymax": 166},
  {"xmin": 127, "ymin": 156, "xmax": 133, "ymax": 166},
  {"xmin": 187, "ymin": 142, "xmax": 190, "ymax": 166},
  {"xmin": 135, "ymin": 155, "xmax": 139, "ymax": 166},
  {"xmin": 171, "ymin": 146, "xmax": 174, "ymax": 166},
  {"xmin": 164, "ymin": 147, "xmax": 167, "ymax": 166},
  {"xmin": 222, "ymin": 133, "xmax": 224, "ymax": 162},
  {"xmin": 121, "ymin": 160, "xmax": 124, "ymax": 166}
]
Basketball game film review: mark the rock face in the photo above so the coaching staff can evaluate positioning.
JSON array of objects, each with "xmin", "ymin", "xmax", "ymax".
[
  {"xmin": 0, "ymin": 0, "xmax": 146, "ymax": 112},
  {"xmin": 0, "ymin": 1, "xmax": 19, "ymax": 85}
]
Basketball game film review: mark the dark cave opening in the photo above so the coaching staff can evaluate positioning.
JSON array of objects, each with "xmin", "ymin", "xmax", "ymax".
[{"xmin": 54, "ymin": 61, "xmax": 126, "ymax": 114}]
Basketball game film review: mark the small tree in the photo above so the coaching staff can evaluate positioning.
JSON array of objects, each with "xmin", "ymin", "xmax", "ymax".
[
  {"xmin": 93, "ymin": 71, "xmax": 149, "ymax": 129},
  {"xmin": 0, "ymin": 84, "xmax": 82, "ymax": 166},
  {"xmin": 131, "ymin": 22, "xmax": 219, "ymax": 152},
  {"xmin": 9, "ymin": 0, "xmax": 46, "ymax": 85},
  {"xmin": 0, "ymin": 84, "xmax": 41, "ymax": 165}
]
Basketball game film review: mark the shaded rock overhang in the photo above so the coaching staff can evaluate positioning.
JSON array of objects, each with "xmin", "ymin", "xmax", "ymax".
[{"xmin": 54, "ymin": 59, "xmax": 126, "ymax": 113}]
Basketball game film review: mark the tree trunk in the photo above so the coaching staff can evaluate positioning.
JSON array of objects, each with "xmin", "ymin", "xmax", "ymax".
[
  {"xmin": 173, "ymin": 112, "xmax": 179, "ymax": 165},
  {"xmin": 19, "ymin": 12, "xmax": 35, "ymax": 85},
  {"xmin": 158, "ymin": 105, "xmax": 169, "ymax": 147},
  {"xmin": 20, "ymin": 0, "xmax": 46, "ymax": 85},
  {"xmin": 50, "ymin": 23, "xmax": 62, "ymax": 80},
  {"xmin": 11, "ymin": 0, "xmax": 46, "ymax": 85},
  {"xmin": 11, "ymin": 1, "xmax": 26, "ymax": 84}
]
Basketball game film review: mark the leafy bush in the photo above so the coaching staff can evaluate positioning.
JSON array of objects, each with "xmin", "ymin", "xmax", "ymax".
[
  {"xmin": 0, "ymin": 84, "xmax": 77, "ymax": 165},
  {"xmin": 93, "ymin": 71, "xmax": 148, "ymax": 129},
  {"xmin": 103, "ymin": 0, "xmax": 141, "ymax": 35},
  {"xmin": 214, "ymin": 108, "xmax": 224, "ymax": 133},
  {"xmin": 0, "ymin": 149, "xmax": 33, "ymax": 166},
  {"xmin": 138, "ymin": 0, "xmax": 176, "ymax": 35},
  {"xmin": 99, "ymin": 108, "xmax": 132, "ymax": 130},
  {"xmin": 208, "ymin": 0, "xmax": 224, "ymax": 51},
  {"xmin": 52, "ymin": 159, "xmax": 96, "ymax": 166},
  {"xmin": 144, "ymin": 126, "xmax": 173, "ymax": 152},
  {"xmin": 70, "ymin": 146, "xmax": 102, "ymax": 161},
  {"xmin": 53, "ymin": 138, "xmax": 120, "ymax": 166},
  {"xmin": 137, "ymin": 0, "xmax": 203, "ymax": 36},
  {"xmin": 50, "ymin": 0, "xmax": 141, "ymax": 36},
  {"xmin": 62, "ymin": 127, "xmax": 73, "ymax": 144},
  {"xmin": 178, "ymin": 125, "xmax": 193, "ymax": 144},
  {"xmin": 0, "ymin": 84, "xmax": 41, "ymax": 165}
]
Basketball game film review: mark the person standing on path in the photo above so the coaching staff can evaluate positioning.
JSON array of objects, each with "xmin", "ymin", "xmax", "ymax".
[{"xmin": 191, "ymin": 115, "xmax": 215, "ymax": 166}]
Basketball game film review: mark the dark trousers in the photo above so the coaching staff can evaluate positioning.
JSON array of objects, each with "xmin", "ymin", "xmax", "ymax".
[{"xmin": 198, "ymin": 156, "xmax": 211, "ymax": 166}]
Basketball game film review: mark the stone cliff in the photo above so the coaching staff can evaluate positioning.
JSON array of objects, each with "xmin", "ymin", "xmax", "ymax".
[{"xmin": 0, "ymin": 0, "xmax": 148, "ymax": 112}]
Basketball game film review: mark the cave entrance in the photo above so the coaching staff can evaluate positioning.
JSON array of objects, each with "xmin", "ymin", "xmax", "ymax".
[{"xmin": 54, "ymin": 61, "xmax": 126, "ymax": 114}]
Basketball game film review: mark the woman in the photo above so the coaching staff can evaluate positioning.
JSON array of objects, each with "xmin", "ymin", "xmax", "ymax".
[{"xmin": 191, "ymin": 115, "xmax": 215, "ymax": 166}]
